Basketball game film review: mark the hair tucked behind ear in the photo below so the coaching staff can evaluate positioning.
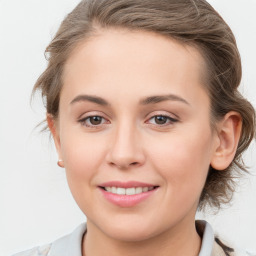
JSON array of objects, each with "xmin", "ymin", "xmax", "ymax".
[{"xmin": 33, "ymin": 0, "xmax": 256, "ymax": 210}]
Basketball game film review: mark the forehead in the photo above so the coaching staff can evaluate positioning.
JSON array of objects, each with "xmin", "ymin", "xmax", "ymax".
[{"xmin": 62, "ymin": 28, "xmax": 208, "ymax": 106}]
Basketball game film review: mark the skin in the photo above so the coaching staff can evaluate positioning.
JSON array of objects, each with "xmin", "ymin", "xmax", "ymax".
[{"xmin": 48, "ymin": 29, "xmax": 242, "ymax": 256}]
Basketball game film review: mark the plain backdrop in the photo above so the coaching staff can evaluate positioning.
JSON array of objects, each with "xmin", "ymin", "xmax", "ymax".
[{"xmin": 0, "ymin": 0, "xmax": 255, "ymax": 255}]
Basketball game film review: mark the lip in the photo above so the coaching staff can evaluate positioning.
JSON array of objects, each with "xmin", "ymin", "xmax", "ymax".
[
  {"xmin": 98, "ymin": 180, "xmax": 157, "ymax": 188},
  {"xmin": 98, "ymin": 181, "xmax": 159, "ymax": 208}
]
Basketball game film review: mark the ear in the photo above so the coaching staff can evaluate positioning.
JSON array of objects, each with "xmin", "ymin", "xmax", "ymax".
[
  {"xmin": 210, "ymin": 111, "xmax": 242, "ymax": 170},
  {"xmin": 47, "ymin": 114, "xmax": 64, "ymax": 168}
]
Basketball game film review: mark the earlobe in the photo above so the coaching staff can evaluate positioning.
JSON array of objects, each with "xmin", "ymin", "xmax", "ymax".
[
  {"xmin": 47, "ymin": 114, "xmax": 63, "ymax": 165},
  {"xmin": 210, "ymin": 111, "xmax": 242, "ymax": 171}
]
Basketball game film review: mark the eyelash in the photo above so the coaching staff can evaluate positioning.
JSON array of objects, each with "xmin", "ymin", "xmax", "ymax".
[
  {"xmin": 147, "ymin": 115, "xmax": 178, "ymax": 126},
  {"xmin": 78, "ymin": 115, "xmax": 109, "ymax": 128},
  {"xmin": 78, "ymin": 114, "xmax": 178, "ymax": 128}
]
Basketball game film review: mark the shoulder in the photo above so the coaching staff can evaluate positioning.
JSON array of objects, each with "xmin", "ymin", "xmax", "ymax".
[
  {"xmin": 12, "ymin": 244, "xmax": 51, "ymax": 256},
  {"xmin": 12, "ymin": 223, "xmax": 87, "ymax": 256},
  {"xmin": 196, "ymin": 220, "xmax": 255, "ymax": 256},
  {"xmin": 213, "ymin": 239, "xmax": 256, "ymax": 256},
  {"xmin": 213, "ymin": 233, "xmax": 255, "ymax": 256}
]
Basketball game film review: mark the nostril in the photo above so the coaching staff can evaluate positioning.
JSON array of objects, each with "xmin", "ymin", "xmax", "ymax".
[{"xmin": 111, "ymin": 162, "xmax": 140, "ymax": 169}]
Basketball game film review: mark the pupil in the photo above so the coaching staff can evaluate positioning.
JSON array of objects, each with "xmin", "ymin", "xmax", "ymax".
[
  {"xmin": 155, "ymin": 116, "xmax": 167, "ymax": 124},
  {"xmin": 90, "ymin": 116, "xmax": 102, "ymax": 125}
]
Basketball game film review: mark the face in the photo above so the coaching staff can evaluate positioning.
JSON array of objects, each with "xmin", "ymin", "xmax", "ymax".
[{"xmin": 51, "ymin": 29, "xmax": 220, "ymax": 242}]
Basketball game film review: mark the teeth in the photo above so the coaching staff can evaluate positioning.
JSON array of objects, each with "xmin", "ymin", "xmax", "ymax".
[
  {"xmin": 104, "ymin": 186, "xmax": 155, "ymax": 195},
  {"xmin": 142, "ymin": 187, "xmax": 149, "ymax": 192},
  {"xmin": 126, "ymin": 187, "xmax": 136, "ymax": 195},
  {"xmin": 112, "ymin": 187, "xmax": 117, "ymax": 194},
  {"xmin": 116, "ymin": 188, "xmax": 125, "ymax": 195},
  {"xmin": 135, "ymin": 187, "xmax": 142, "ymax": 194}
]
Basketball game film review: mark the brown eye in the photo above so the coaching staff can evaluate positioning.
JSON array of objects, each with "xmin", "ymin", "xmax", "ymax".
[
  {"xmin": 78, "ymin": 115, "xmax": 108, "ymax": 127},
  {"xmin": 147, "ymin": 115, "xmax": 178, "ymax": 126},
  {"xmin": 154, "ymin": 116, "xmax": 168, "ymax": 125},
  {"xmin": 89, "ymin": 116, "xmax": 102, "ymax": 125}
]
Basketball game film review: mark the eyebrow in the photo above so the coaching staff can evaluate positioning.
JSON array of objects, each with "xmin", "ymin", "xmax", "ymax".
[
  {"xmin": 70, "ymin": 94, "xmax": 190, "ymax": 106},
  {"xmin": 70, "ymin": 95, "xmax": 109, "ymax": 106},
  {"xmin": 139, "ymin": 94, "xmax": 190, "ymax": 106}
]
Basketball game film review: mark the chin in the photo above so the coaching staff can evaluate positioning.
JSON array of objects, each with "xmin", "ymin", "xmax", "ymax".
[{"xmin": 98, "ymin": 218, "xmax": 164, "ymax": 242}]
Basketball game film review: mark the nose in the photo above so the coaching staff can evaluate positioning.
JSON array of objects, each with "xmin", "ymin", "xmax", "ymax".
[{"xmin": 106, "ymin": 123, "xmax": 145, "ymax": 170}]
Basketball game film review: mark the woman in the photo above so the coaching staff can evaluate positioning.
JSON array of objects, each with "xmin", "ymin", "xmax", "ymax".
[{"xmin": 14, "ymin": 0, "xmax": 255, "ymax": 255}]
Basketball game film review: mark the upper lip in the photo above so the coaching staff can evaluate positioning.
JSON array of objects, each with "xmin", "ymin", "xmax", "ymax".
[{"xmin": 99, "ymin": 181, "xmax": 158, "ymax": 188}]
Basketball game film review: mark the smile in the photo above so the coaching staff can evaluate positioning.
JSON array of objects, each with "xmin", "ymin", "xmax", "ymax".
[
  {"xmin": 98, "ymin": 181, "xmax": 159, "ymax": 207},
  {"xmin": 102, "ymin": 186, "xmax": 156, "ymax": 195}
]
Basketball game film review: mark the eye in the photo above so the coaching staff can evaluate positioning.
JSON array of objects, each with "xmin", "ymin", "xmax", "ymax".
[
  {"xmin": 148, "ymin": 115, "xmax": 178, "ymax": 126},
  {"xmin": 78, "ymin": 115, "xmax": 108, "ymax": 127}
]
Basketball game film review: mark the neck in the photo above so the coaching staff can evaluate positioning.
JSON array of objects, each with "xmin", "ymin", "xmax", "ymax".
[{"xmin": 82, "ymin": 217, "xmax": 201, "ymax": 256}]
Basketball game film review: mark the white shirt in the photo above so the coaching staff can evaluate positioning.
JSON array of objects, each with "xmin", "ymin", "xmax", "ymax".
[{"xmin": 13, "ymin": 220, "xmax": 252, "ymax": 256}]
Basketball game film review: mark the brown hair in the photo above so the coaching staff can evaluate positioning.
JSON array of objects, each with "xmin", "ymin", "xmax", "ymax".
[{"xmin": 33, "ymin": 0, "xmax": 256, "ymax": 210}]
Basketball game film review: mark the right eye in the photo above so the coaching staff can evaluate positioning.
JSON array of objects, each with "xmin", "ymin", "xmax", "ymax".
[{"xmin": 78, "ymin": 115, "xmax": 109, "ymax": 127}]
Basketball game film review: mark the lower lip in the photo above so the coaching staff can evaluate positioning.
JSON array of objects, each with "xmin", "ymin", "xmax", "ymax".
[{"xmin": 99, "ymin": 187, "xmax": 158, "ymax": 207}]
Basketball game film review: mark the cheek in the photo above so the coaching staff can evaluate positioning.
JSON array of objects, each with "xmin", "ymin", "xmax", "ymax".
[
  {"xmin": 60, "ymin": 131, "xmax": 107, "ymax": 186},
  {"xmin": 59, "ymin": 133, "xmax": 110, "ymax": 213},
  {"xmin": 148, "ymin": 128, "xmax": 213, "ymax": 200}
]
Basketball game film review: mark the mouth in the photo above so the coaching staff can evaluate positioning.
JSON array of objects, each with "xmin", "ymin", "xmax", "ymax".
[
  {"xmin": 98, "ymin": 181, "xmax": 159, "ymax": 207},
  {"xmin": 99, "ymin": 186, "xmax": 159, "ymax": 195}
]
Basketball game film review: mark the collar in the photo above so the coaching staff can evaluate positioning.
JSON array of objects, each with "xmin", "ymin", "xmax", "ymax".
[
  {"xmin": 49, "ymin": 220, "xmax": 215, "ymax": 256},
  {"xmin": 49, "ymin": 223, "xmax": 86, "ymax": 256},
  {"xmin": 196, "ymin": 220, "xmax": 215, "ymax": 256}
]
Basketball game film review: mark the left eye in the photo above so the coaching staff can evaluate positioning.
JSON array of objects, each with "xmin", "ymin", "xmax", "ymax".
[{"xmin": 148, "ymin": 115, "xmax": 177, "ymax": 125}]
